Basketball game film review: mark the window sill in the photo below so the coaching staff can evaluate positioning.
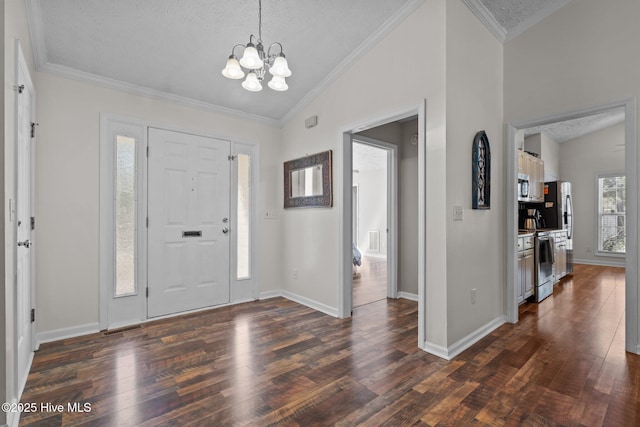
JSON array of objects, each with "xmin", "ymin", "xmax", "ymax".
[{"xmin": 595, "ymin": 251, "xmax": 626, "ymax": 258}]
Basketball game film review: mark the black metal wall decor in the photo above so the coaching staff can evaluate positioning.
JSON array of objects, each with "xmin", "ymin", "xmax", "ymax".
[{"xmin": 472, "ymin": 130, "xmax": 491, "ymax": 209}]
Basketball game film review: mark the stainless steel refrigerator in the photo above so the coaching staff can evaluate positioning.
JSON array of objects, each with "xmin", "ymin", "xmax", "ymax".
[{"xmin": 539, "ymin": 181, "xmax": 573, "ymax": 273}]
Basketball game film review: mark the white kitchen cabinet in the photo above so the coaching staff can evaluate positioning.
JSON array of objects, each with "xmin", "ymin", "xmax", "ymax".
[
  {"xmin": 523, "ymin": 249, "xmax": 535, "ymax": 299},
  {"xmin": 554, "ymin": 230, "xmax": 567, "ymax": 282},
  {"xmin": 517, "ymin": 151, "xmax": 545, "ymax": 202},
  {"xmin": 517, "ymin": 236, "xmax": 535, "ymax": 304},
  {"xmin": 530, "ymin": 157, "xmax": 545, "ymax": 202}
]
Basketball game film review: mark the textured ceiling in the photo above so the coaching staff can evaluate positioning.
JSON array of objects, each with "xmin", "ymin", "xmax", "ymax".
[
  {"xmin": 524, "ymin": 108, "xmax": 626, "ymax": 143},
  {"xmin": 464, "ymin": 0, "xmax": 572, "ymax": 42},
  {"xmin": 480, "ymin": 0, "xmax": 569, "ymax": 32},
  {"xmin": 353, "ymin": 142, "xmax": 388, "ymax": 173},
  {"xmin": 28, "ymin": 0, "xmax": 416, "ymax": 124}
]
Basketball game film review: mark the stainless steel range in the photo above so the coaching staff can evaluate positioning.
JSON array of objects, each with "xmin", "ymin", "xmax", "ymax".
[{"xmin": 534, "ymin": 231, "xmax": 555, "ymax": 302}]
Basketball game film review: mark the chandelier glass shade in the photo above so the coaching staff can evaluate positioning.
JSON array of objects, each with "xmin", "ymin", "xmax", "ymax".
[{"xmin": 221, "ymin": 0, "xmax": 292, "ymax": 92}]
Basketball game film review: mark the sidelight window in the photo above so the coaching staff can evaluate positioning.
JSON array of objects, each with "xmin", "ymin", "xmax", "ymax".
[
  {"xmin": 115, "ymin": 135, "xmax": 136, "ymax": 296},
  {"xmin": 597, "ymin": 173, "xmax": 626, "ymax": 255},
  {"xmin": 237, "ymin": 154, "xmax": 251, "ymax": 279}
]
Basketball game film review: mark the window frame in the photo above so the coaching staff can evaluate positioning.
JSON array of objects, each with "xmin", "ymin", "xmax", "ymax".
[{"xmin": 596, "ymin": 172, "xmax": 626, "ymax": 257}]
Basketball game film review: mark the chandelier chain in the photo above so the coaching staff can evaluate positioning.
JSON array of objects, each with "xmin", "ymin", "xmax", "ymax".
[{"xmin": 258, "ymin": 0, "xmax": 262, "ymax": 42}]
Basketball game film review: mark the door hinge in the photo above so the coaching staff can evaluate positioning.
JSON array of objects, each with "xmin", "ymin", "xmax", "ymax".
[
  {"xmin": 30, "ymin": 122, "xmax": 39, "ymax": 138},
  {"xmin": 147, "ymin": 146, "xmax": 149, "ymax": 157},
  {"xmin": 146, "ymin": 217, "xmax": 149, "ymax": 228},
  {"xmin": 228, "ymin": 155, "xmax": 237, "ymax": 161},
  {"xmin": 31, "ymin": 308, "xmax": 35, "ymax": 323},
  {"xmin": 31, "ymin": 216, "xmax": 35, "ymax": 230},
  {"xmin": 146, "ymin": 288, "xmax": 149, "ymax": 298}
]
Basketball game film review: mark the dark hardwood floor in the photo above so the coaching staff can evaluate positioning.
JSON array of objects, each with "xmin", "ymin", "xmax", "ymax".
[
  {"xmin": 352, "ymin": 256, "xmax": 387, "ymax": 307},
  {"xmin": 19, "ymin": 264, "xmax": 639, "ymax": 426}
]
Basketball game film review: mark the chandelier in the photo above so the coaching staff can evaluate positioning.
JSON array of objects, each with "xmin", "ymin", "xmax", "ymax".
[{"xmin": 221, "ymin": 0, "xmax": 292, "ymax": 92}]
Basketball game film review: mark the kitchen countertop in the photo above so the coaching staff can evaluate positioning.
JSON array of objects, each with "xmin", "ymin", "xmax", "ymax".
[{"xmin": 518, "ymin": 228, "xmax": 563, "ymax": 236}]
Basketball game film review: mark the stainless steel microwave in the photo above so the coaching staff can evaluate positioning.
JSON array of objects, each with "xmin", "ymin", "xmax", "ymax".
[{"xmin": 518, "ymin": 173, "xmax": 530, "ymax": 202}]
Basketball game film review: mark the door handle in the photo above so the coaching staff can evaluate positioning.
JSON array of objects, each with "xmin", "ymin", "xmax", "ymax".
[
  {"xmin": 18, "ymin": 239, "xmax": 31, "ymax": 248},
  {"xmin": 222, "ymin": 227, "xmax": 229, "ymax": 234}
]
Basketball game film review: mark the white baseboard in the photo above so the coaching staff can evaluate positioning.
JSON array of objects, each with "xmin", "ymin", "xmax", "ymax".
[
  {"xmin": 423, "ymin": 315, "xmax": 506, "ymax": 360},
  {"xmin": 398, "ymin": 291, "xmax": 418, "ymax": 301},
  {"xmin": 259, "ymin": 290, "xmax": 338, "ymax": 318},
  {"xmin": 574, "ymin": 258, "xmax": 625, "ymax": 268},
  {"xmin": 36, "ymin": 322, "xmax": 101, "ymax": 348}
]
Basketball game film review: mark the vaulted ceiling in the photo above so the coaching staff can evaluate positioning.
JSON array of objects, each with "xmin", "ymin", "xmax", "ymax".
[{"xmin": 27, "ymin": 0, "xmax": 575, "ymax": 126}]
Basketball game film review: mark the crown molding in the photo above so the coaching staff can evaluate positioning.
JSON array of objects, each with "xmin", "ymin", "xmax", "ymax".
[
  {"xmin": 461, "ymin": 0, "xmax": 506, "ymax": 43},
  {"xmin": 39, "ymin": 62, "xmax": 281, "ymax": 126},
  {"xmin": 25, "ymin": 0, "xmax": 47, "ymax": 67},
  {"xmin": 280, "ymin": 0, "xmax": 426, "ymax": 125}
]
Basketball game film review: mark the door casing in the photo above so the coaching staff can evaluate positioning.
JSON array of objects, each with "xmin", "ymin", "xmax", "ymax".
[{"xmin": 99, "ymin": 114, "xmax": 259, "ymax": 330}]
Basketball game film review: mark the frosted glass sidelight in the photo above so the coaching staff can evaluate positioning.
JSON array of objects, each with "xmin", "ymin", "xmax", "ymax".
[
  {"xmin": 237, "ymin": 154, "xmax": 251, "ymax": 279},
  {"xmin": 115, "ymin": 135, "xmax": 136, "ymax": 296}
]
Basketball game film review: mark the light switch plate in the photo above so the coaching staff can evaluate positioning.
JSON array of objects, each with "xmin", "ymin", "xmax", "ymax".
[{"xmin": 453, "ymin": 205, "xmax": 464, "ymax": 221}]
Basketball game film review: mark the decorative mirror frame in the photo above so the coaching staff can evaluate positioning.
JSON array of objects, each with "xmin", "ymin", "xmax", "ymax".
[
  {"xmin": 284, "ymin": 150, "xmax": 333, "ymax": 208},
  {"xmin": 472, "ymin": 130, "xmax": 491, "ymax": 209}
]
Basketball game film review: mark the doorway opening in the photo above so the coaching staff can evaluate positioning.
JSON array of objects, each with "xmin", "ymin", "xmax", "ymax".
[
  {"xmin": 351, "ymin": 138, "xmax": 392, "ymax": 307},
  {"xmin": 340, "ymin": 102, "xmax": 425, "ymax": 330},
  {"xmin": 506, "ymin": 98, "xmax": 639, "ymax": 355}
]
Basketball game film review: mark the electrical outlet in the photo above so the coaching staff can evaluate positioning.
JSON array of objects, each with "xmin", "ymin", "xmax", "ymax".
[
  {"xmin": 471, "ymin": 288, "xmax": 477, "ymax": 304},
  {"xmin": 292, "ymin": 269, "xmax": 298, "ymax": 280}
]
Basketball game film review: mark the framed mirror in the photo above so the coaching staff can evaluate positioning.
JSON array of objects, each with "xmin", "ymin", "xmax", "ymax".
[{"xmin": 284, "ymin": 150, "xmax": 333, "ymax": 208}]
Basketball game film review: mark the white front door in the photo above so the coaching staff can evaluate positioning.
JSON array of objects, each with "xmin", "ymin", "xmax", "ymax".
[
  {"xmin": 147, "ymin": 128, "xmax": 231, "ymax": 317},
  {"xmin": 16, "ymin": 44, "xmax": 35, "ymax": 394}
]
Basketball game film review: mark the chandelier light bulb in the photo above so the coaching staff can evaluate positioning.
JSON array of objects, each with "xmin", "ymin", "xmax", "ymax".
[
  {"xmin": 221, "ymin": 56, "xmax": 245, "ymax": 79},
  {"xmin": 239, "ymin": 45, "xmax": 264, "ymax": 69},
  {"xmin": 242, "ymin": 72, "xmax": 263, "ymax": 92},
  {"xmin": 269, "ymin": 55, "xmax": 292, "ymax": 78},
  {"xmin": 267, "ymin": 75, "xmax": 288, "ymax": 91}
]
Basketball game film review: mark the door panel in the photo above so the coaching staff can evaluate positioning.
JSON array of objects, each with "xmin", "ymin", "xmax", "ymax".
[
  {"xmin": 148, "ymin": 128, "xmax": 230, "ymax": 317},
  {"xmin": 16, "ymin": 48, "xmax": 34, "ymax": 394}
]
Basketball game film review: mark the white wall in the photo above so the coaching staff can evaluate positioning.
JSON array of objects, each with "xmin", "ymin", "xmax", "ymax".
[
  {"xmin": 278, "ymin": 0, "xmax": 504, "ymax": 353},
  {"xmin": 4, "ymin": 0, "xmax": 35, "ymax": 421},
  {"xmin": 445, "ymin": 0, "xmax": 504, "ymax": 345},
  {"xmin": 279, "ymin": 0, "xmax": 449, "ymax": 348},
  {"xmin": 559, "ymin": 123, "xmax": 625, "ymax": 265},
  {"xmin": 504, "ymin": 0, "xmax": 640, "ymax": 351},
  {"xmin": 353, "ymin": 168, "xmax": 387, "ymax": 257},
  {"xmin": 34, "ymin": 72, "xmax": 283, "ymax": 335}
]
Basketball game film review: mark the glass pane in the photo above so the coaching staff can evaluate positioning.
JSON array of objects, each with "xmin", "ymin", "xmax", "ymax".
[
  {"xmin": 237, "ymin": 154, "xmax": 251, "ymax": 279},
  {"xmin": 115, "ymin": 135, "xmax": 136, "ymax": 296},
  {"xmin": 598, "ymin": 174, "xmax": 626, "ymax": 254}
]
